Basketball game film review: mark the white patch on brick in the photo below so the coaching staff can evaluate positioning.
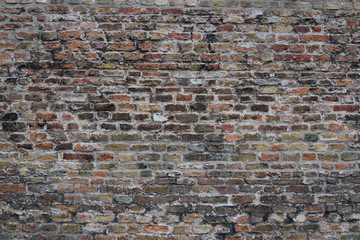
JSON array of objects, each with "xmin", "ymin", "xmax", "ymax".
[{"xmin": 153, "ymin": 113, "xmax": 168, "ymax": 122}]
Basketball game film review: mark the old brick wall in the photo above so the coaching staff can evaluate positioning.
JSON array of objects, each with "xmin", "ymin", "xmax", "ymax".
[{"xmin": 1, "ymin": 0, "xmax": 360, "ymax": 239}]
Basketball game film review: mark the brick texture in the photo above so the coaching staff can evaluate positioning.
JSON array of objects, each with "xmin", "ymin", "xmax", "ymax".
[{"xmin": 1, "ymin": 0, "xmax": 360, "ymax": 239}]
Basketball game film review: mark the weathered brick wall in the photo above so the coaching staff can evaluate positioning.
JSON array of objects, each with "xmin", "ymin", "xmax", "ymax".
[{"xmin": 1, "ymin": 0, "xmax": 360, "ymax": 239}]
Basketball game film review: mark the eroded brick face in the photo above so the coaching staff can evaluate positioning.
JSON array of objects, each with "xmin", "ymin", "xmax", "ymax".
[{"xmin": 1, "ymin": 0, "xmax": 360, "ymax": 239}]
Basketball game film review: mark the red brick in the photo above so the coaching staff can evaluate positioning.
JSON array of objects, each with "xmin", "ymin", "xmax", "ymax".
[
  {"xmin": 300, "ymin": 35, "xmax": 328, "ymax": 42},
  {"xmin": 235, "ymin": 225, "xmax": 251, "ymax": 232},
  {"xmin": 294, "ymin": 54, "xmax": 311, "ymax": 62},
  {"xmin": 0, "ymin": 184, "xmax": 25, "ymax": 193},
  {"xmin": 328, "ymin": 123, "xmax": 345, "ymax": 131},
  {"xmin": 260, "ymin": 153, "xmax": 280, "ymax": 161},
  {"xmin": 201, "ymin": 54, "xmax": 221, "ymax": 62},
  {"xmin": 48, "ymin": 6, "xmax": 70, "ymax": 14},
  {"xmin": 36, "ymin": 143, "xmax": 53, "ymax": 150},
  {"xmin": 232, "ymin": 195, "xmax": 255, "ymax": 203},
  {"xmin": 333, "ymin": 105, "xmax": 359, "ymax": 112},
  {"xmin": 271, "ymin": 44, "xmax": 288, "ymax": 51},
  {"xmin": 289, "ymin": 88, "xmax": 309, "ymax": 95},
  {"xmin": 346, "ymin": 19, "xmax": 357, "ymax": 26},
  {"xmin": 335, "ymin": 163, "xmax": 356, "ymax": 170},
  {"xmin": 161, "ymin": 8, "xmax": 183, "ymax": 14},
  {"xmin": 218, "ymin": 25, "xmax": 235, "ymax": 31},
  {"xmin": 120, "ymin": 7, "xmax": 141, "ymax": 14},
  {"xmin": 139, "ymin": 43, "xmax": 157, "ymax": 51},
  {"xmin": 58, "ymin": 31, "xmax": 80, "ymax": 40},
  {"xmin": 144, "ymin": 225, "xmax": 168, "ymax": 233},
  {"xmin": 294, "ymin": 26, "xmax": 310, "ymax": 33},
  {"xmin": 168, "ymin": 33, "xmax": 190, "ymax": 40}
]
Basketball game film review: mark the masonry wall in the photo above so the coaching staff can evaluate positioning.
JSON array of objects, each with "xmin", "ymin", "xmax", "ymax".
[{"xmin": 1, "ymin": 0, "xmax": 360, "ymax": 239}]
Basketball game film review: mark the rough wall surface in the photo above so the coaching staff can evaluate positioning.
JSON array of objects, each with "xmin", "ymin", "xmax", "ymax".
[{"xmin": 1, "ymin": 0, "xmax": 360, "ymax": 239}]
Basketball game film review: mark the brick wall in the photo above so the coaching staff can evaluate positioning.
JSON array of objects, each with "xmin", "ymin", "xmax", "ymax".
[{"xmin": 1, "ymin": 0, "xmax": 360, "ymax": 239}]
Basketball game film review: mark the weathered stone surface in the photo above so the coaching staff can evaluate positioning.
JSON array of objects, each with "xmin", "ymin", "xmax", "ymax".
[{"xmin": 0, "ymin": 1, "xmax": 359, "ymax": 239}]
